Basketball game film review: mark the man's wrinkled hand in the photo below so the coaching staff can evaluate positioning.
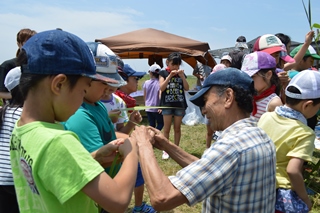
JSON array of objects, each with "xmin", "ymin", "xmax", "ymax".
[
  {"xmin": 131, "ymin": 125, "xmax": 154, "ymax": 149},
  {"xmin": 146, "ymin": 126, "xmax": 168, "ymax": 151}
]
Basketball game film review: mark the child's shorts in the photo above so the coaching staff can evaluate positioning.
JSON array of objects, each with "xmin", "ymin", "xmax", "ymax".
[
  {"xmin": 275, "ymin": 188, "xmax": 309, "ymax": 213},
  {"xmin": 161, "ymin": 108, "xmax": 185, "ymax": 116},
  {"xmin": 135, "ymin": 163, "xmax": 144, "ymax": 187}
]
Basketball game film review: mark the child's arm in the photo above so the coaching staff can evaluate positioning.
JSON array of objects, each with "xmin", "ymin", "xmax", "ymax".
[
  {"xmin": 287, "ymin": 157, "xmax": 312, "ymax": 210},
  {"xmin": 159, "ymin": 71, "xmax": 176, "ymax": 92},
  {"xmin": 83, "ymin": 138, "xmax": 138, "ymax": 213},
  {"xmin": 143, "ymin": 87, "xmax": 146, "ymax": 103},
  {"xmin": 178, "ymin": 70, "xmax": 189, "ymax": 91},
  {"xmin": 267, "ymin": 96, "xmax": 283, "ymax": 112},
  {"xmin": 283, "ymin": 31, "xmax": 314, "ymax": 71},
  {"xmin": 116, "ymin": 111, "xmax": 142, "ymax": 134}
]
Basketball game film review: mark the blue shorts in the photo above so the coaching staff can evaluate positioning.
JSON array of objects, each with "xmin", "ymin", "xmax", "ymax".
[
  {"xmin": 135, "ymin": 163, "xmax": 144, "ymax": 187},
  {"xmin": 162, "ymin": 108, "xmax": 185, "ymax": 116},
  {"xmin": 275, "ymin": 188, "xmax": 309, "ymax": 213}
]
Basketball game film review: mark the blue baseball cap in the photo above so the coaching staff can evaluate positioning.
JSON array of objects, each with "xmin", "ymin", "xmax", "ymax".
[
  {"xmin": 122, "ymin": 64, "xmax": 146, "ymax": 80},
  {"xmin": 21, "ymin": 29, "xmax": 118, "ymax": 84},
  {"xmin": 190, "ymin": 68, "xmax": 254, "ymax": 107}
]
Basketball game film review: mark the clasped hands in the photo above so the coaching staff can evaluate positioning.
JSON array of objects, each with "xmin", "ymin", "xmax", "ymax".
[
  {"xmin": 95, "ymin": 126, "xmax": 163, "ymax": 167},
  {"xmin": 169, "ymin": 69, "xmax": 185, "ymax": 78},
  {"xmin": 130, "ymin": 126, "xmax": 167, "ymax": 151}
]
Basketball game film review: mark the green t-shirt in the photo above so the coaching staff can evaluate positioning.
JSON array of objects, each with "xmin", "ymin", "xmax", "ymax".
[{"xmin": 10, "ymin": 121, "xmax": 104, "ymax": 213}]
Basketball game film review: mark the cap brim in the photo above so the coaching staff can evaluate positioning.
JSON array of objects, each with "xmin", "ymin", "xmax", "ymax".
[
  {"xmin": 98, "ymin": 72, "xmax": 127, "ymax": 87},
  {"xmin": 243, "ymin": 69, "xmax": 259, "ymax": 77},
  {"xmin": 281, "ymin": 55, "xmax": 295, "ymax": 63},
  {"xmin": 84, "ymin": 73, "xmax": 119, "ymax": 84},
  {"xmin": 189, "ymin": 86, "xmax": 211, "ymax": 107},
  {"xmin": 311, "ymin": 54, "xmax": 320, "ymax": 60},
  {"xmin": 261, "ymin": 46, "xmax": 282, "ymax": 55},
  {"xmin": 130, "ymin": 71, "xmax": 146, "ymax": 78}
]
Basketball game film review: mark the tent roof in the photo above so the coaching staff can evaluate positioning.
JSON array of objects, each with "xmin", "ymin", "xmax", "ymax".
[{"xmin": 95, "ymin": 28, "xmax": 216, "ymax": 68}]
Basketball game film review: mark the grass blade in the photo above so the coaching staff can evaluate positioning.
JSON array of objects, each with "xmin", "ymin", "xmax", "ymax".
[
  {"xmin": 308, "ymin": 0, "xmax": 312, "ymax": 27},
  {"xmin": 108, "ymin": 152, "xmax": 120, "ymax": 178},
  {"xmin": 119, "ymin": 106, "xmax": 183, "ymax": 111},
  {"xmin": 302, "ymin": 0, "xmax": 311, "ymax": 28}
]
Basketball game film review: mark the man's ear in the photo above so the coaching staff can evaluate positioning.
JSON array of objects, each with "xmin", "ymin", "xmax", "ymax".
[
  {"xmin": 224, "ymin": 88, "xmax": 235, "ymax": 109},
  {"xmin": 51, "ymin": 74, "xmax": 68, "ymax": 95}
]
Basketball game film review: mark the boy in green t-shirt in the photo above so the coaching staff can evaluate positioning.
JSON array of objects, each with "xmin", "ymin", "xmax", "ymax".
[
  {"xmin": 258, "ymin": 70, "xmax": 320, "ymax": 212},
  {"xmin": 10, "ymin": 29, "xmax": 138, "ymax": 213}
]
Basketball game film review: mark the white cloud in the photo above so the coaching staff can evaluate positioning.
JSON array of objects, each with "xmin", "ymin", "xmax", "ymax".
[
  {"xmin": 0, "ymin": 4, "xmax": 141, "ymax": 62},
  {"xmin": 210, "ymin": 26, "xmax": 227, "ymax": 32}
]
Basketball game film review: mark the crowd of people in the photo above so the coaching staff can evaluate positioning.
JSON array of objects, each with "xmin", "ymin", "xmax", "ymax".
[{"xmin": 0, "ymin": 27, "xmax": 319, "ymax": 213}]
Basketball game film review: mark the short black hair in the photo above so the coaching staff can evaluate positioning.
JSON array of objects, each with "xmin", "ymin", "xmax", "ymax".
[
  {"xmin": 236, "ymin": 36, "xmax": 246, "ymax": 42},
  {"xmin": 215, "ymin": 85, "xmax": 255, "ymax": 114},
  {"xmin": 275, "ymin": 33, "xmax": 291, "ymax": 47},
  {"xmin": 167, "ymin": 52, "xmax": 182, "ymax": 65}
]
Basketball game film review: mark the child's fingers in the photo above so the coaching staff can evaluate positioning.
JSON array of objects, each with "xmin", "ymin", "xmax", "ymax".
[{"xmin": 110, "ymin": 138, "xmax": 125, "ymax": 146}]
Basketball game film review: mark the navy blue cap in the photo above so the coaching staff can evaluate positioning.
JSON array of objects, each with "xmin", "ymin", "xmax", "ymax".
[
  {"xmin": 21, "ymin": 30, "xmax": 118, "ymax": 84},
  {"xmin": 22, "ymin": 29, "xmax": 96, "ymax": 76},
  {"xmin": 123, "ymin": 64, "xmax": 146, "ymax": 79},
  {"xmin": 190, "ymin": 68, "xmax": 254, "ymax": 106}
]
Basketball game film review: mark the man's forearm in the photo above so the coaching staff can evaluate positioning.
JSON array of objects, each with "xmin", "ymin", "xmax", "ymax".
[
  {"xmin": 162, "ymin": 140, "xmax": 199, "ymax": 167},
  {"xmin": 138, "ymin": 145, "xmax": 188, "ymax": 210}
]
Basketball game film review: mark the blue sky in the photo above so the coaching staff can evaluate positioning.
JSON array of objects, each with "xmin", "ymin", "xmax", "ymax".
[{"xmin": 1, "ymin": 0, "xmax": 320, "ymax": 75}]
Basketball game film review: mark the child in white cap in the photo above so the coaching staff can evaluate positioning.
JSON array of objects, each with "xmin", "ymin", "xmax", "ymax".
[
  {"xmin": 258, "ymin": 70, "xmax": 320, "ymax": 212},
  {"xmin": 0, "ymin": 67, "xmax": 23, "ymax": 213},
  {"xmin": 143, "ymin": 63, "xmax": 164, "ymax": 130}
]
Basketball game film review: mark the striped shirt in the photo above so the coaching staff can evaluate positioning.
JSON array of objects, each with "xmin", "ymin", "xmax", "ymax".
[
  {"xmin": 251, "ymin": 93, "xmax": 280, "ymax": 120},
  {"xmin": 169, "ymin": 118, "xmax": 276, "ymax": 213},
  {"xmin": 0, "ymin": 106, "xmax": 22, "ymax": 185}
]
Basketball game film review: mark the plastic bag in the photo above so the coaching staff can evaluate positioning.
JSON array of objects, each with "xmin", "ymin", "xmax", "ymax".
[{"xmin": 182, "ymin": 92, "xmax": 205, "ymax": 126}]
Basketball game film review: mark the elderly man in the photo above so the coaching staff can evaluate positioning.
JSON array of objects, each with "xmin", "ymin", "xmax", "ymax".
[{"xmin": 131, "ymin": 68, "xmax": 276, "ymax": 213}]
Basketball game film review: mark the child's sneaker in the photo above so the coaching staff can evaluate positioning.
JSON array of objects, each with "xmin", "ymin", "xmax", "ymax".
[
  {"xmin": 162, "ymin": 151, "xmax": 169, "ymax": 160},
  {"xmin": 132, "ymin": 202, "xmax": 156, "ymax": 213}
]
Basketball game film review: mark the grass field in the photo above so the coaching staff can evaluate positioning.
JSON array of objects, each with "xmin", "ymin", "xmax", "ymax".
[{"xmin": 124, "ymin": 75, "xmax": 320, "ymax": 212}]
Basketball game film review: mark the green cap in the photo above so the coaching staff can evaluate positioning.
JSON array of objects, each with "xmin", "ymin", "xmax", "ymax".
[{"xmin": 289, "ymin": 44, "xmax": 320, "ymax": 60}]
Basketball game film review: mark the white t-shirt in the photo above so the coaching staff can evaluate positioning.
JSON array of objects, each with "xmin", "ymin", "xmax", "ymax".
[{"xmin": 101, "ymin": 94, "xmax": 129, "ymax": 130}]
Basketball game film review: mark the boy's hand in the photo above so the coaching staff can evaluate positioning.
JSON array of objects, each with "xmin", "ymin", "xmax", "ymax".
[
  {"xmin": 94, "ymin": 139, "xmax": 124, "ymax": 167},
  {"xmin": 146, "ymin": 126, "xmax": 169, "ymax": 151},
  {"xmin": 129, "ymin": 110, "xmax": 142, "ymax": 124},
  {"xmin": 305, "ymin": 30, "xmax": 314, "ymax": 45},
  {"xmin": 118, "ymin": 138, "xmax": 136, "ymax": 158},
  {"xmin": 277, "ymin": 71, "xmax": 290, "ymax": 88},
  {"xmin": 108, "ymin": 109, "xmax": 121, "ymax": 123},
  {"xmin": 305, "ymin": 198, "xmax": 312, "ymax": 211}
]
